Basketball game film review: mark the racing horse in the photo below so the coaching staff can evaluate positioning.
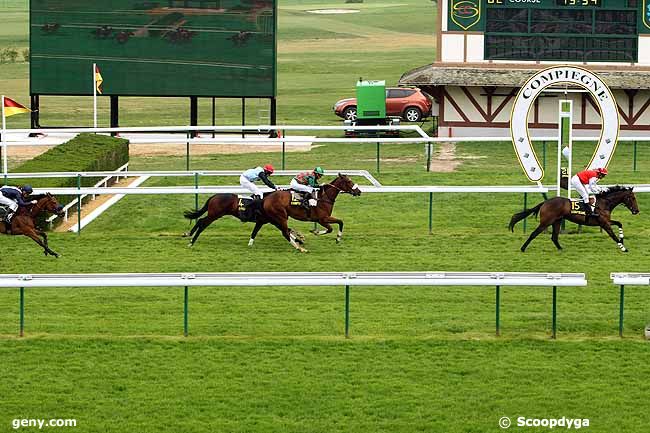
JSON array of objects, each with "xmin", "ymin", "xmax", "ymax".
[
  {"xmin": 183, "ymin": 174, "xmax": 361, "ymax": 252},
  {"xmin": 0, "ymin": 193, "xmax": 64, "ymax": 257},
  {"xmin": 509, "ymin": 186, "xmax": 639, "ymax": 252},
  {"xmin": 248, "ymin": 173, "xmax": 362, "ymax": 252}
]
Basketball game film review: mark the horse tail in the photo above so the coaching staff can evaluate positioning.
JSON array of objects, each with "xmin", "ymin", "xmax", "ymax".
[
  {"xmin": 184, "ymin": 196, "xmax": 212, "ymax": 220},
  {"xmin": 509, "ymin": 202, "xmax": 544, "ymax": 232}
]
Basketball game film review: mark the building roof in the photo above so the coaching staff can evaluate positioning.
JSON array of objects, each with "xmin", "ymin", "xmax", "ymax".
[{"xmin": 399, "ymin": 63, "xmax": 650, "ymax": 90}]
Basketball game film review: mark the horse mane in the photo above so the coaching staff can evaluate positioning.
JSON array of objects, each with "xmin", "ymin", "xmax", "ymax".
[
  {"xmin": 30, "ymin": 194, "xmax": 49, "ymax": 200},
  {"xmin": 597, "ymin": 185, "xmax": 632, "ymax": 198}
]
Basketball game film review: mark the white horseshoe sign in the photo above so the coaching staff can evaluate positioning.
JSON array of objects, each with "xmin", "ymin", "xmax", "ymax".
[{"xmin": 510, "ymin": 66, "xmax": 619, "ymax": 182}]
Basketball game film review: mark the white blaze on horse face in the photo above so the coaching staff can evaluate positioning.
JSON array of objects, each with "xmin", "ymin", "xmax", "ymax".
[{"xmin": 352, "ymin": 184, "xmax": 359, "ymax": 190}]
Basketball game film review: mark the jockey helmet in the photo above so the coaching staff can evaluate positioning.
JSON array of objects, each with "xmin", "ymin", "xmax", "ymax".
[
  {"xmin": 596, "ymin": 167, "xmax": 608, "ymax": 176},
  {"xmin": 21, "ymin": 184, "xmax": 33, "ymax": 194},
  {"xmin": 263, "ymin": 164, "xmax": 274, "ymax": 174},
  {"xmin": 314, "ymin": 166, "xmax": 324, "ymax": 176}
]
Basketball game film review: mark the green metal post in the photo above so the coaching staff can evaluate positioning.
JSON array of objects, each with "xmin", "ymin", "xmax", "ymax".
[
  {"xmin": 376, "ymin": 142, "xmax": 380, "ymax": 173},
  {"xmin": 495, "ymin": 285, "xmax": 500, "ymax": 336},
  {"xmin": 184, "ymin": 286, "xmax": 189, "ymax": 337},
  {"xmin": 523, "ymin": 193, "xmax": 528, "ymax": 233},
  {"xmin": 345, "ymin": 285, "xmax": 350, "ymax": 338},
  {"xmin": 633, "ymin": 141, "xmax": 637, "ymax": 172},
  {"xmin": 619, "ymin": 285, "xmax": 624, "ymax": 337},
  {"xmin": 552, "ymin": 286, "xmax": 557, "ymax": 339},
  {"xmin": 19, "ymin": 287, "xmax": 24, "ymax": 337},
  {"xmin": 426, "ymin": 142, "xmax": 432, "ymax": 172},
  {"xmin": 428, "ymin": 192, "xmax": 433, "ymax": 234},
  {"xmin": 77, "ymin": 174, "xmax": 81, "ymax": 235},
  {"xmin": 542, "ymin": 141, "xmax": 546, "ymax": 171},
  {"xmin": 194, "ymin": 172, "xmax": 199, "ymax": 210}
]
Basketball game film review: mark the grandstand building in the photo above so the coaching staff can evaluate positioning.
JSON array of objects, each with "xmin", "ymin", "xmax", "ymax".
[{"xmin": 399, "ymin": 0, "xmax": 650, "ymax": 137}]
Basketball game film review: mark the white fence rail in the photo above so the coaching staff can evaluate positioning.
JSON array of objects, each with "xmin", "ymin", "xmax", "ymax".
[
  {"xmin": 610, "ymin": 272, "xmax": 650, "ymax": 337},
  {"xmin": 2, "ymin": 272, "xmax": 586, "ymax": 338},
  {"xmin": 6, "ymin": 169, "xmax": 383, "ymax": 187},
  {"xmin": 31, "ymin": 185, "xmax": 550, "ymax": 195}
]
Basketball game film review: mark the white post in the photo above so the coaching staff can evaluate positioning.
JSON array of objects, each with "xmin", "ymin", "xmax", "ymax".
[
  {"xmin": 93, "ymin": 63, "xmax": 97, "ymax": 129},
  {"xmin": 1, "ymin": 94, "xmax": 7, "ymax": 179},
  {"xmin": 558, "ymin": 99, "xmax": 573, "ymax": 199}
]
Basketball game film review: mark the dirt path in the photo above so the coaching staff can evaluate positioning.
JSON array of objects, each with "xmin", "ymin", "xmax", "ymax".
[
  {"xmin": 54, "ymin": 176, "xmax": 141, "ymax": 232},
  {"xmin": 428, "ymin": 141, "xmax": 485, "ymax": 172}
]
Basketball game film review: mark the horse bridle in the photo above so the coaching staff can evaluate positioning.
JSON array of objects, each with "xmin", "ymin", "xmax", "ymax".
[{"xmin": 318, "ymin": 180, "xmax": 357, "ymax": 205}]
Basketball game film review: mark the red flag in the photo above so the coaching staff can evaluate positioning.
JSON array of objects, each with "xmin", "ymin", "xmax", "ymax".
[
  {"xmin": 3, "ymin": 97, "xmax": 31, "ymax": 117},
  {"xmin": 95, "ymin": 65, "xmax": 103, "ymax": 94}
]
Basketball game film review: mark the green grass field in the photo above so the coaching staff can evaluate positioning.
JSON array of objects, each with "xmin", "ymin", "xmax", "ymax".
[{"xmin": 2, "ymin": 1, "xmax": 650, "ymax": 433}]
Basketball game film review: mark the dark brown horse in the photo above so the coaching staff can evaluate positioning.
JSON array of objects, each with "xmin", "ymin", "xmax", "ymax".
[
  {"xmin": 248, "ymin": 173, "xmax": 362, "ymax": 252},
  {"xmin": 0, "ymin": 193, "xmax": 64, "ymax": 257},
  {"xmin": 184, "ymin": 174, "xmax": 361, "ymax": 252},
  {"xmin": 509, "ymin": 186, "xmax": 640, "ymax": 252}
]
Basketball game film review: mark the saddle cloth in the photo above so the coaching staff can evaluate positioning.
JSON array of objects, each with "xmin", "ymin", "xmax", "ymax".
[
  {"xmin": 290, "ymin": 191, "xmax": 303, "ymax": 207},
  {"xmin": 570, "ymin": 199, "xmax": 597, "ymax": 215}
]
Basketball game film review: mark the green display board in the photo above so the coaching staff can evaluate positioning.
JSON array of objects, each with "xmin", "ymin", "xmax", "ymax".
[{"xmin": 30, "ymin": 0, "xmax": 276, "ymax": 97}]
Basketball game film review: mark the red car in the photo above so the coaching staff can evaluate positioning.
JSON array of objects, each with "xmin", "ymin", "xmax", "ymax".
[{"xmin": 333, "ymin": 87, "xmax": 432, "ymax": 122}]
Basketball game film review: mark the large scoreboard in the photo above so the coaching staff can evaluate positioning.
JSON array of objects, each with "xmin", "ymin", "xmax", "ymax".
[
  {"xmin": 448, "ymin": 0, "xmax": 643, "ymax": 62},
  {"xmin": 30, "ymin": 0, "xmax": 276, "ymax": 97}
]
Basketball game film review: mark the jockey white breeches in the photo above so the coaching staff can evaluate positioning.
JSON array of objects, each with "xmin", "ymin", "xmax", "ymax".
[
  {"xmin": 0, "ymin": 195, "xmax": 18, "ymax": 213},
  {"xmin": 290, "ymin": 179, "xmax": 316, "ymax": 195},
  {"xmin": 570, "ymin": 175, "xmax": 590, "ymax": 203},
  {"xmin": 239, "ymin": 175, "xmax": 263, "ymax": 198}
]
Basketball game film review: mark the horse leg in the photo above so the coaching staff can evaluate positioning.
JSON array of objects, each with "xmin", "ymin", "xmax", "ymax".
[
  {"xmin": 269, "ymin": 216, "xmax": 307, "ymax": 253},
  {"xmin": 188, "ymin": 215, "xmax": 219, "ymax": 247},
  {"xmin": 36, "ymin": 229, "xmax": 49, "ymax": 249},
  {"xmin": 24, "ymin": 229, "xmax": 59, "ymax": 257},
  {"xmin": 551, "ymin": 220, "xmax": 563, "ymax": 250},
  {"xmin": 318, "ymin": 216, "xmax": 344, "ymax": 243},
  {"xmin": 609, "ymin": 220, "xmax": 624, "ymax": 244},
  {"xmin": 520, "ymin": 224, "xmax": 549, "ymax": 252},
  {"xmin": 601, "ymin": 222, "xmax": 628, "ymax": 252},
  {"xmin": 248, "ymin": 221, "xmax": 265, "ymax": 247}
]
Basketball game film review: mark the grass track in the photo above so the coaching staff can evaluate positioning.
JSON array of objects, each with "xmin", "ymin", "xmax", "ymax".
[{"xmin": 2, "ymin": 1, "xmax": 650, "ymax": 432}]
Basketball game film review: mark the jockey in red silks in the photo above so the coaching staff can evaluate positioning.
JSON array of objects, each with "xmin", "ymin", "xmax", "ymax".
[{"xmin": 570, "ymin": 167, "xmax": 608, "ymax": 217}]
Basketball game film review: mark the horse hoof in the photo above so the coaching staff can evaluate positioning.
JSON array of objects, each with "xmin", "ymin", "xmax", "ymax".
[
  {"xmin": 182, "ymin": 232, "xmax": 190, "ymax": 238},
  {"xmin": 336, "ymin": 238, "xmax": 341, "ymax": 244},
  {"xmin": 188, "ymin": 243, "xmax": 193, "ymax": 248}
]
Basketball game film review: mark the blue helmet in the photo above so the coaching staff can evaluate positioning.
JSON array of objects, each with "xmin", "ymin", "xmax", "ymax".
[{"xmin": 21, "ymin": 184, "xmax": 33, "ymax": 194}]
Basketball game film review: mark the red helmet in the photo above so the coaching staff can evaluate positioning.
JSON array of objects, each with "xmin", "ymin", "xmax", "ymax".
[
  {"xmin": 263, "ymin": 164, "xmax": 274, "ymax": 174},
  {"xmin": 596, "ymin": 167, "xmax": 608, "ymax": 176}
]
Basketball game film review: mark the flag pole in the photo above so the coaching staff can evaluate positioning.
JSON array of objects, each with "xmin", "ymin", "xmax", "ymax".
[
  {"xmin": 1, "ymin": 94, "xmax": 7, "ymax": 181},
  {"xmin": 93, "ymin": 63, "xmax": 98, "ymax": 129}
]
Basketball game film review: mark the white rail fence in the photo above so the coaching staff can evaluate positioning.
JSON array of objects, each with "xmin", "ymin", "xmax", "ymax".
[
  {"xmin": 1, "ymin": 271, "xmax": 587, "ymax": 338},
  {"xmin": 610, "ymin": 273, "xmax": 650, "ymax": 337}
]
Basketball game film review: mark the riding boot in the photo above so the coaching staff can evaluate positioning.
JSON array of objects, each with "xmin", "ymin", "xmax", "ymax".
[{"xmin": 301, "ymin": 193, "xmax": 312, "ymax": 210}]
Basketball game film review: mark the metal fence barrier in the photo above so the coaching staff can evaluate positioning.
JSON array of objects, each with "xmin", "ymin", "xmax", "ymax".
[{"xmin": 0, "ymin": 271, "xmax": 587, "ymax": 338}]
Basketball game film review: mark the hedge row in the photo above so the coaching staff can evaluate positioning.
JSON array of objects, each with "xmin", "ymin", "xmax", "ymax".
[{"xmin": 6, "ymin": 133, "xmax": 129, "ymax": 221}]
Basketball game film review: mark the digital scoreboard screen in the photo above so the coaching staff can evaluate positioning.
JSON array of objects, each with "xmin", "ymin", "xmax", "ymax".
[
  {"xmin": 482, "ymin": 0, "xmax": 638, "ymax": 62},
  {"xmin": 30, "ymin": 0, "xmax": 277, "ymax": 97}
]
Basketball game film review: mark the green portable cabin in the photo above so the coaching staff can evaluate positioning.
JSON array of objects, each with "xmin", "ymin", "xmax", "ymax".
[{"xmin": 356, "ymin": 80, "xmax": 386, "ymax": 120}]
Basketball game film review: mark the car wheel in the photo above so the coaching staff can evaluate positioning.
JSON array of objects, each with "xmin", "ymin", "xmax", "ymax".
[
  {"xmin": 403, "ymin": 107, "xmax": 422, "ymax": 122},
  {"xmin": 343, "ymin": 106, "xmax": 357, "ymax": 121}
]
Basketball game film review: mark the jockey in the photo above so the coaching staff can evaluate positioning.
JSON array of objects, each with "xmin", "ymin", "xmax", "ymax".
[
  {"xmin": 290, "ymin": 166, "xmax": 324, "ymax": 208},
  {"xmin": 239, "ymin": 164, "xmax": 278, "ymax": 199},
  {"xmin": 0, "ymin": 184, "xmax": 36, "ymax": 224},
  {"xmin": 570, "ymin": 167, "xmax": 607, "ymax": 217}
]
